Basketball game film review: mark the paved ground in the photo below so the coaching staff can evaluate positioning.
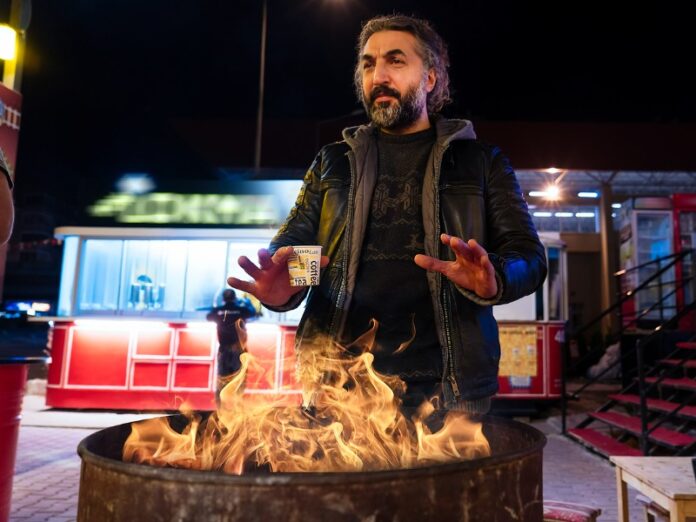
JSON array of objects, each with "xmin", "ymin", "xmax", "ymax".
[{"xmin": 9, "ymin": 385, "xmax": 649, "ymax": 521}]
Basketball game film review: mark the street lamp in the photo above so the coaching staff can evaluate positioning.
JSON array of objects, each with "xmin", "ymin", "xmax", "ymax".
[
  {"xmin": 254, "ymin": 0, "xmax": 268, "ymax": 173},
  {"xmin": 1, "ymin": 0, "xmax": 31, "ymax": 91},
  {"xmin": 0, "ymin": 25, "xmax": 17, "ymax": 61}
]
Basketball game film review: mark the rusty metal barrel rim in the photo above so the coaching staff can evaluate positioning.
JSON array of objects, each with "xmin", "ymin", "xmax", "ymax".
[{"xmin": 77, "ymin": 413, "xmax": 546, "ymax": 486}]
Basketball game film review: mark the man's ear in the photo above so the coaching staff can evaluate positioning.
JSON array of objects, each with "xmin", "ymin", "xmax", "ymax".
[{"xmin": 426, "ymin": 68, "xmax": 436, "ymax": 93}]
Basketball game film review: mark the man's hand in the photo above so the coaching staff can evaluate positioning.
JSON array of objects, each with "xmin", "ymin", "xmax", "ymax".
[
  {"xmin": 414, "ymin": 234, "xmax": 498, "ymax": 299},
  {"xmin": 227, "ymin": 247, "xmax": 329, "ymax": 307}
]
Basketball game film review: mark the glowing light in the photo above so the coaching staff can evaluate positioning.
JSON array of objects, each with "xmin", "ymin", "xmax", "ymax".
[
  {"xmin": 545, "ymin": 185, "xmax": 561, "ymax": 201},
  {"xmin": 529, "ymin": 186, "xmax": 561, "ymax": 200},
  {"xmin": 116, "ymin": 173, "xmax": 156, "ymax": 195},
  {"xmin": 74, "ymin": 320, "xmax": 170, "ymax": 330},
  {"xmin": 575, "ymin": 212, "xmax": 596, "ymax": 218},
  {"xmin": 578, "ymin": 192, "xmax": 599, "ymax": 198},
  {"xmin": 533, "ymin": 212, "xmax": 553, "ymax": 217},
  {"xmin": 185, "ymin": 322, "xmax": 216, "ymax": 330},
  {"xmin": 31, "ymin": 302, "xmax": 52, "ymax": 313},
  {"xmin": 0, "ymin": 25, "xmax": 16, "ymax": 61},
  {"xmin": 545, "ymin": 167, "xmax": 562, "ymax": 174},
  {"xmin": 612, "ymin": 203, "xmax": 622, "ymax": 209},
  {"xmin": 87, "ymin": 193, "xmax": 278, "ymax": 225},
  {"xmin": 554, "ymin": 212, "xmax": 573, "ymax": 217}
]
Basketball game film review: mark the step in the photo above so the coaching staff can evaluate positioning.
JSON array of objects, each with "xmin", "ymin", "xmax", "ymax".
[
  {"xmin": 609, "ymin": 394, "xmax": 696, "ymax": 421},
  {"xmin": 590, "ymin": 411, "xmax": 696, "ymax": 449},
  {"xmin": 659, "ymin": 358, "xmax": 696, "ymax": 369},
  {"xmin": 567, "ymin": 428, "xmax": 642, "ymax": 457},
  {"xmin": 645, "ymin": 377, "xmax": 696, "ymax": 391},
  {"xmin": 677, "ymin": 342, "xmax": 696, "ymax": 350}
]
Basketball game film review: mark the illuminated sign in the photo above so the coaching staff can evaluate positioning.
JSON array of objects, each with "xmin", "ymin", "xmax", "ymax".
[{"xmin": 88, "ymin": 193, "xmax": 283, "ymax": 225}]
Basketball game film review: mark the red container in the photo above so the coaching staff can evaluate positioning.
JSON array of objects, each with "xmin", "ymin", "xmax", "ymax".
[{"xmin": 0, "ymin": 363, "xmax": 29, "ymax": 522}]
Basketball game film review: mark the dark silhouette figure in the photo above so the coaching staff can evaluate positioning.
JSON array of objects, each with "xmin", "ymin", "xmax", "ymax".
[{"xmin": 207, "ymin": 289, "xmax": 257, "ymax": 378}]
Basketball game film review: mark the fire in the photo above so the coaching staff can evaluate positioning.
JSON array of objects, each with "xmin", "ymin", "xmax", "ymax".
[{"xmin": 123, "ymin": 322, "xmax": 490, "ymax": 473}]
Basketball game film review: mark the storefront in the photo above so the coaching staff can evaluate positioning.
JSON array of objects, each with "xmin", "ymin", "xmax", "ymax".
[{"xmin": 42, "ymin": 227, "xmax": 566, "ymax": 409}]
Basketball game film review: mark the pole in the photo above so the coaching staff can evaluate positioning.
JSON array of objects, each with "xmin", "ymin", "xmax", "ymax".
[
  {"xmin": 599, "ymin": 181, "xmax": 617, "ymax": 337},
  {"xmin": 253, "ymin": 0, "xmax": 267, "ymax": 173}
]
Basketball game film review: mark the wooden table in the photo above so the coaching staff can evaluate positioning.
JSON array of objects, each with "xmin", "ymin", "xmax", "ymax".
[{"xmin": 611, "ymin": 457, "xmax": 696, "ymax": 522}]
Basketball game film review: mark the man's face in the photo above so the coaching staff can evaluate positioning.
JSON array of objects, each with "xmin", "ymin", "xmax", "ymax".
[{"xmin": 360, "ymin": 30, "xmax": 436, "ymax": 131}]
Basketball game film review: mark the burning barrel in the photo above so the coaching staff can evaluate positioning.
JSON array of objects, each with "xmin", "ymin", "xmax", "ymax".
[{"xmin": 76, "ymin": 414, "xmax": 545, "ymax": 521}]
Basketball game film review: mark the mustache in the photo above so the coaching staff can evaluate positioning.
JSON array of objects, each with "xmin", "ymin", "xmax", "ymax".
[{"xmin": 369, "ymin": 85, "xmax": 401, "ymax": 103}]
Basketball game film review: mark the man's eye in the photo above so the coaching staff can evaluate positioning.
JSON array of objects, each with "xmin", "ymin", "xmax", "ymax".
[{"xmin": 363, "ymin": 62, "xmax": 374, "ymax": 70}]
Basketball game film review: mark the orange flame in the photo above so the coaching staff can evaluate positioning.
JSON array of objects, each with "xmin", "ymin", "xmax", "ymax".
[{"xmin": 123, "ymin": 324, "xmax": 490, "ymax": 473}]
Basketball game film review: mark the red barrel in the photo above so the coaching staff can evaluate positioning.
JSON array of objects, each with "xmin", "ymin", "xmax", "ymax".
[{"xmin": 0, "ymin": 363, "xmax": 29, "ymax": 522}]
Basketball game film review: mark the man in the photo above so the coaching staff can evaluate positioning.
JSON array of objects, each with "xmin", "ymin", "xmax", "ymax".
[
  {"xmin": 1, "ymin": 153, "xmax": 13, "ymax": 245},
  {"xmin": 229, "ymin": 14, "xmax": 547, "ymax": 413},
  {"xmin": 207, "ymin": 289, "xmax": 257, "ymax": 378}
]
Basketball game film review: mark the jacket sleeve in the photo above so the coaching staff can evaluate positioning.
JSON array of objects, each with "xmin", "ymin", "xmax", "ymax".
[
  {"xmin": 265, "ymin": 151, "xmax": 324, "ymax": 312},
  {"xmin": 464, "ymin": 146, "xmax": 547, "ymax": 306}
]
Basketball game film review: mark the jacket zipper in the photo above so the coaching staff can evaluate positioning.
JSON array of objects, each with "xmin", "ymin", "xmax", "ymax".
[
  {"xmin": 433, "ymin": 146, "xmax": 461, "ymax": 400},
  {"xmin": 328, "ymin": 151, "xmax": 357, "ymax": 339}
]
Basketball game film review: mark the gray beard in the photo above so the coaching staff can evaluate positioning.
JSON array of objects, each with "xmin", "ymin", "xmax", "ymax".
[{"xmin": 364, "ymin": 83, "xmax": 427, "ymax": 131}]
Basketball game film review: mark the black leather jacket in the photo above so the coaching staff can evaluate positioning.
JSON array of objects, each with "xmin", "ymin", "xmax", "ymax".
[{"xmin": 269, "ymin": 117, "xmax": 547, "ymax": 404}]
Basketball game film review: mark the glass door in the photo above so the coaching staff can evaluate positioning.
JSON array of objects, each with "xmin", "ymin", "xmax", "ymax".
[
  {"xmin": 679, "ymin": 211, "xmax": 696, "ymax": 306},
  {"xmin": 634, "ymin": 211, "xmax": 675, "ymax": 320}
]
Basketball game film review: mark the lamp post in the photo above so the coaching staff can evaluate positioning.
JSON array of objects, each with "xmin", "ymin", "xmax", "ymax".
[{"xmin": 253, "ymin": 0, "xmax": 268, "ymax": 173}]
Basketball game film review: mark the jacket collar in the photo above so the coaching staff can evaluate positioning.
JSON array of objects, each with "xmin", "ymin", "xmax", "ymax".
[{"xmin": 341, "ymin": 115, "xmax": 477, "ymax": 151}]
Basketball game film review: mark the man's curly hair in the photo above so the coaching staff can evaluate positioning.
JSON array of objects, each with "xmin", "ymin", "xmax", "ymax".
[{"xmin": 354, "ymin": 14, "xmax": 452, "ymax": 114}]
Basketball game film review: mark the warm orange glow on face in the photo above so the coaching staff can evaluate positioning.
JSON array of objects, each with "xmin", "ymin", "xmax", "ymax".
[{"xmin": 123, "ymin": 321, "xmax": 490, "ymax": 473}]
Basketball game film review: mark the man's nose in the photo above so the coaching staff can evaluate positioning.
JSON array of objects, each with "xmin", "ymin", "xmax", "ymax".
[{"xmin": 372, "ymin": 61, "xmax": 390, "ymax": 85}]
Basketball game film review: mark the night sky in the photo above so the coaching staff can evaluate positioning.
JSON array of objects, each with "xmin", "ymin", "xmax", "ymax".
[{"xmin": 3, "ymin": 1, "xmax": 694, "ymax": 207}]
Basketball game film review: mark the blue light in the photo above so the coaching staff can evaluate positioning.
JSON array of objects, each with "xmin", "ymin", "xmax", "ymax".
[{"xmin": 116, "ymin": 173, "xmax": 156, "ymax": 195}]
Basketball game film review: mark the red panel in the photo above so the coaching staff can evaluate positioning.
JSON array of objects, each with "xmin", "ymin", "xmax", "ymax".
[
  {"xmin": 279, "ymin": 327, "xmax": 300, "ymax": 391},
  {"xmin": 244, "ymin": 325, "xmax": 279, "ymax": 391},
  {"xmin": 177, "ymin": 329, "xmax": 214, "ymax": 357},
  {"xmin": 173, "ymin": 363, "xmax": 212, "ymax": 389},
  {"xmin": 68, "ymin": 328, "xmax": 130, "ymax": 386},
  {"xmin": 135, "ymin": 330, "xmax": 172, "ymax": 356},
  {"xmin": 47, "ymin": 327, "xmax": 68, "ymax": 385},
  {"xmin": 673, "ymin": 193, "xmax": 696, "ymax": 210},
  {"xmin": 45, "ymin": 388, "xmax": 215, "ymax": 411},
  {"xmin": 132, "ymin": 363, "xmax": 169, "ymax": 388}
]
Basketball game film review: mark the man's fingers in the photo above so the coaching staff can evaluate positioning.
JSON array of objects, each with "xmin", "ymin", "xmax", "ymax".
[
  {"xmin": 271, "ymin": 245, "xmax": 294, "ymax": 263},
  {"xmin": 443, "ymin": 234, "xmax": 475, "ymax": 263},
  {"xmin": 238, "ymin": 255, "xmax": 262, "ymax": 279},
  {"xmin": 320, "ymin": 255, "xmax": 330, "ymax": 268},
  {"xmin": 227, "ymin": 277, "xmax": 255, "ymax": 295},
  {"xmin": 467, "ymin": 239, "xmax": 488, "ymax": 259},
  {"xmin": 257, "ymin": 248, "xmax": 274, "ymax": 270},
  {"xmin": 414, "ymin": 254, "xmax": 449, "ymax": 274}
]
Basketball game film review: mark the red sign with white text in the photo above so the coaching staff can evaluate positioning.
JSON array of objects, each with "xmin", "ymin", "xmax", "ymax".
[{"xmin": 0, "ymin": 81, "xmax": 22, "ymax": 183}]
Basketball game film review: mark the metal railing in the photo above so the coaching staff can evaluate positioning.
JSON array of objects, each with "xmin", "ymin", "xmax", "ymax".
[{"xmin": 561, "ymin": 249, "xmax": 695, "ymax": 438}]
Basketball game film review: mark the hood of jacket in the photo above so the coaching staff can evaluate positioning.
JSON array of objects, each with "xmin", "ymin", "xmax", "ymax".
[{"xmin": 341, "ymin": 115, "xmax": 477, "ymax": 152}]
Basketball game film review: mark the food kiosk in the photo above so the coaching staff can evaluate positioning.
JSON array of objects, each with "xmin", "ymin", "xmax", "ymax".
[{"xmin": 43, "ymin": 227, "xmax": 566, "ymax": 409}]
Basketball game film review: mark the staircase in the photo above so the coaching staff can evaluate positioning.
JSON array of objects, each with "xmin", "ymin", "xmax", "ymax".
[{"xmin": 562, "ymin": 250, "xmax": 696, "ymax": 457}]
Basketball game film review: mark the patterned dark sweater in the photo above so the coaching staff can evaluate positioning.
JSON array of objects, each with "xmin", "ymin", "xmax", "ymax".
[{"xmin": 344, "ymin": 127, "xmax": 442, "ymax": 382}]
